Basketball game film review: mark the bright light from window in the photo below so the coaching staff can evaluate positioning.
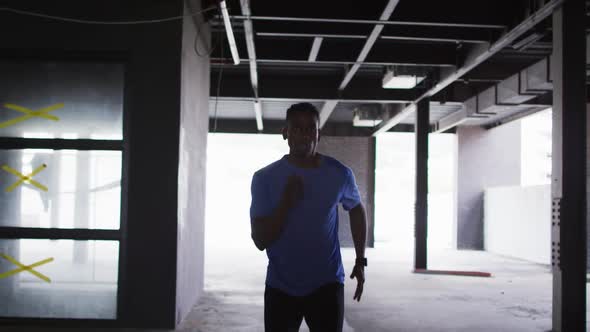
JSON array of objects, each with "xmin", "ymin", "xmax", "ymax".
[{"xmin": 520, "ymin": 109, "xmax": 552, "ymax": 186}]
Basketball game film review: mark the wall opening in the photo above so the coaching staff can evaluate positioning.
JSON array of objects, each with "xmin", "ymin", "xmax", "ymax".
[{"xmin": 374, "ymin": 132, "xmax": 457, "ymax": 252}]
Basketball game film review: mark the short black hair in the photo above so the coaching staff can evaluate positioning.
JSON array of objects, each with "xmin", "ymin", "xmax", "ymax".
[{"xmin": 286, "ymin": 102, "xmax": 320, "ymax": 123}]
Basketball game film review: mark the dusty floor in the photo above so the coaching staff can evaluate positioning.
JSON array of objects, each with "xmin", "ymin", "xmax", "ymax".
[
  {"xmin": 178, "ymin": 243, "xmax": 589, "ymax": 332},
  {"xmin": 3, "ymin": 243, "xmax": 588, "ymax": 331}
]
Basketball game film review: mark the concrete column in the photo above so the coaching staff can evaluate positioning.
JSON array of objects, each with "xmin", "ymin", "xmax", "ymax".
[
  {"xmin": 175, "ymin": 0, "xmax": 211, "ymax": 326},
  {"xmin": 551, "ymin": 0, "xmax": 587, "ymax": 330}
]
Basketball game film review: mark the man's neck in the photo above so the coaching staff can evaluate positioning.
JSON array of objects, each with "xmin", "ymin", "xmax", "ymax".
[{"xmin": 287, "ymin": 152, "xmax": 321, "ymax": 169}]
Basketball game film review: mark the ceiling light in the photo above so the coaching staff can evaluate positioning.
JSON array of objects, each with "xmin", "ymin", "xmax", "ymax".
[
  {"xmin": 382, "ymin": 68, "xmax": 425, "ymax": 89},
  {"xmin": 352, "ymin": 106, "xmax": 383, "ymax": 127}
]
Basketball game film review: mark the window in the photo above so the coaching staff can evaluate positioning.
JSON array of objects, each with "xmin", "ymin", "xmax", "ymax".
[{"xmin": 0, "ymin": 59, "xmax": 124, "ymax": 320}]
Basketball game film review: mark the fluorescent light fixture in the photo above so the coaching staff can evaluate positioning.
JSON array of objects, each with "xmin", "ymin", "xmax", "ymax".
[
  {"xmin": 382, "ymin": 70, "xmax": 425, "ymax": 89},
  {"xmin": 220, "ymin": 0, "xmax": 240, "ymax": 65},
  {"xmin": 352, "ymin": 107, "xmax": 383, "ymax": 127},
  {"xmin": 353, "ymin": 113, "xmax": 382, "ymax": 127},
  {"xmin": 254, "ymin": 101, "xmax": 263, "ymax": 131}
]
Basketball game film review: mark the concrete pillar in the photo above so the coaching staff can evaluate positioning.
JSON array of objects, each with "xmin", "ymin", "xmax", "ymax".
[
  {"xmin": 551, "ymin": 0, "xmax": 587, "ymax": 330},
  {"xmin": 175, "ymin": 0, "xmax": 211, "ymax": 326}
]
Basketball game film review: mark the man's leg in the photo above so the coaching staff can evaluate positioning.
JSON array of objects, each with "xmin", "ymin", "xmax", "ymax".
[
  {"xmin": 265, "ymin": 285, "xmax": 304, "ymax": 332},
  {"xmin": 302, "ymin": 282, "xmax": 344, "ymax": 332}
]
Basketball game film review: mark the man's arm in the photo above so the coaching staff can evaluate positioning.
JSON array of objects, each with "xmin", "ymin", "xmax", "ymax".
[
  {"xmin": 349, "ymin": 203, "xmax": 367, "ymax": 302},
  {"xmin": 349, "ymin": 203, "xmax": 367, "ymax": 262},
  {"xmin": 251, "ymin": 198, "xmax": 291, "ymax": 251},
  {"xmin": 251, "ymin": 175, "xmax": 302, "ymax": 251}
]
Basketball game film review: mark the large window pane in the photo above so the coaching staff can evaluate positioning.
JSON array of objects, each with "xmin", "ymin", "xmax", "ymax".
[
  {"xmin": 0, "ymin": 149, "xmax": 121, "ymax": 229},
  {"xmin": 0, "ymin": 60, "xmax": 123, "ymax": 140},
  {"xmin": 0, "ymin": 239, "xmax": 118, "ymax": 319}
]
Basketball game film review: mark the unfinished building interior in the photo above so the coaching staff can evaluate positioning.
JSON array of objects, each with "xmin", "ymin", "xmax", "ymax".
[{"xmin": 0, "ymin": 0, "xmax": 588, "ymax": 331}]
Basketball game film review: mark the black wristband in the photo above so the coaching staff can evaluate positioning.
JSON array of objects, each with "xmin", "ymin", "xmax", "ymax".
[{"xmin": 355, "ymin": 257, "xmax": 367, "ymax": 267}]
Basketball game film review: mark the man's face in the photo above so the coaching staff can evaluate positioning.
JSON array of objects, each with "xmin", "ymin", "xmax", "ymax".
[{"xmin": 284, "ymin": 112, "xmax": 320, "ymax": 157}]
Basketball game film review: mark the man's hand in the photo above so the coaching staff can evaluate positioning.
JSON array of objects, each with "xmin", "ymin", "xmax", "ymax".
[
  {"xmin": 282, "ymin": 175, "xmax": 303, "ymax": 209},
  {"xmin": 350, "ymin": 264, "xmax": 365, "ymax": 302}
]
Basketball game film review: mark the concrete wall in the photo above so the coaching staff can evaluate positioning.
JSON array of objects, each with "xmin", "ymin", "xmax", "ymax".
[
  {"xmin": 1, "ymin": 1, "xmax": 187, "ymax": 328},
  {"xmin": 316, "ymin": 136, "xmax": 375, "ymax": 248},
  {"xmin": 457, "ymin": 121, "xmax": 522, "ymax": 249},
  {"xmin": 176, "ymin": 2, "xmax": 210, "ymax": 327},
  {"xmin": 484, "ymin": 185, "xmax": 551, "ymax": 264}
]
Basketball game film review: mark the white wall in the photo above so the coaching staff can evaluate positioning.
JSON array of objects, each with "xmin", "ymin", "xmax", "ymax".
[
  {"xmin": 457, "ymin": 121, "xmax": 522, "ymax": 249},
  {"xmin": 176, "ymin": 4, "xmax": 210, "ymax": 326},
  {"xmin": 484, "ymin": 185, "xmax": 551, "ymax": 264}
]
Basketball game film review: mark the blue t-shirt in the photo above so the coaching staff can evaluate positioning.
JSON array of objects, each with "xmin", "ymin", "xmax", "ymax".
[{"xmin": 249, "ymin": 154, "xmax": 361, "ymax": 296}]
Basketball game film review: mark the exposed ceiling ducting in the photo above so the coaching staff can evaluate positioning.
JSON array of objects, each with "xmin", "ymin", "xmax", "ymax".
[{"xmin": 434, "ymin": 56, "xmax": 553, "ymax": 132}]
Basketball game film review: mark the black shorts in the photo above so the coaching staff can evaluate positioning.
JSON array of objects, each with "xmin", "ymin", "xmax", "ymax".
[{"xmin": 264, "ymin": 282, "xmax": 344, "ymax": 332}]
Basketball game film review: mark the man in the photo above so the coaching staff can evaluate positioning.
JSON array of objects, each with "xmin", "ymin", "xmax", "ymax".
[{"xmin": 250, "ymin": 102, "xmax": 368, "ymax": 332}]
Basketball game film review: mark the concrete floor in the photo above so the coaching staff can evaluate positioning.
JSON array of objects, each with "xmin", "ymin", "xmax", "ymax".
[
  {"xmin": 179, "ymin": 243, "xmax": 589, "ymax": 332},
  {"xmin": 3, "ymin": 243, "xmax": 589, "ymax": 331}
]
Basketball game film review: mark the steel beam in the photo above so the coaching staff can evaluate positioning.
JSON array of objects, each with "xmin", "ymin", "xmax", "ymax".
[
  {"xmin": 319, "ymin": 100, "xmax": 338, "ymax": 129},
  {"xmin": 208, "ymin": 118, "xmax": 415, "ymax": 136},
  {"xmin": 229, "ymin": 15, "xmax": 506, "ymax": 29},
  {"xmin": 255, "ymin": 58, "xmax": 455, "ymax": 68},
  {"xmin": 211, "ymin": 71, "xmax": 420, "ymax": 103},
  {"xmin": 308, "ymin": 37, "xmax": 323, "ymax": 62},
  {"xmin": 213, "ymin": 37, "xmax": 457, "ymax": 66},
  {"xmin": 373, "ymin": 104, "xmax": 416, "ymax": 135},
  {"xmin": 551, "ymin": 0, "xmax": 587, "ymax": 330},
  {"xmin": 415, "ymin": 99, "xmax": 429, "ymax": 270},
  {"xmin": 371, "ymin": 0, "xmax": 565, "ymax": 135},
  {"xmin": 257, "ymin": 31, "xmax": 489, "ymax": 44},
  {"xmin": 239, "ymin": 0, "xmax": 263, "ymax": 129},
  {"xmin": 339, "ymin": 0, "xmax": 400, "ymax": 90}
]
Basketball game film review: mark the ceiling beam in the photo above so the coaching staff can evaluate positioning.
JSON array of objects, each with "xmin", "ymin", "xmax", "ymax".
[
  {"xmin": 228, "ymin": 58, "xmax": 455, "ymax": 68},
  {"xmin": 338, "ymin": 0, "xmax": 401, "ymax": 90},
  {"xmin": 371, "ymin": 0, "xmax": 565, "ymax": 136},
  {"xmin": 257, "ymin": 32, "xmax": 489, "ymax": 44},
  {"xmin": 308, "ymin": 37, "xmax": 323, "ymax": 62},
  {"xmin": 238, "ymin": 37, "xmax": 457, "ymax": 67},
  {"xmin": 319, "ymin": 100, "xmax": 338, "ymax": 129},
  {"xmin": 239, "ymin": 0, "xmax": 263, "ymax": 131},
  {"xmin": 321, "ymin": 0, "xmax": 401, "ymax": 126},
  {"xmin": 229, "ymin": 15, "xmax": 507, "ymax": 30},
  {"xmin": 209, "ymin": 118, "xmax": 414, "ymax": 136},
  {"xmin": 211, "ymin": 71, "xmax": 422, "ymax": 103}
]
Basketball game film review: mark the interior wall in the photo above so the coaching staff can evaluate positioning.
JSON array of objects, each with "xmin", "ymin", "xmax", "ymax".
[
  {"xmin": 176, "ymin": 1, "xmax": 210, "ymax": 327},
  {"xmin": 484, "ymin": 185, "xmax": 551, "ymax": 264},
  {"xmin": 316, "ymin": 136, "xmax": 376, "ymax": 248},
  {"xmin": 457, "ymin": 122, "xmax": 522, "ymax": 249}
]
